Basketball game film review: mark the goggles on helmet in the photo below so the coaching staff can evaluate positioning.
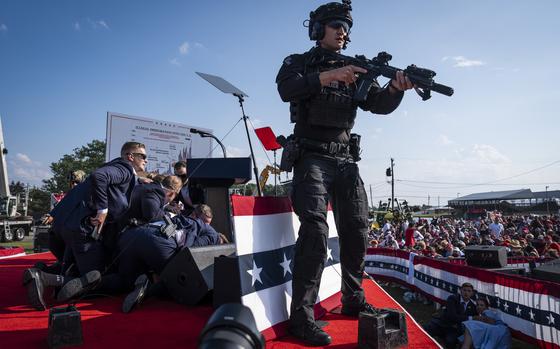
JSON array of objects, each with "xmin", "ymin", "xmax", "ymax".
[{"xmin": 325, "ymin": 20, "xmax": 350, "ymax": 33}]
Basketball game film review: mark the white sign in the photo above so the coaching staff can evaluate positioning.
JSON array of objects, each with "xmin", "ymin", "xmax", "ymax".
[{"xmin": 106, "ymin": 112, "xmax": 213, "ymax": 174}]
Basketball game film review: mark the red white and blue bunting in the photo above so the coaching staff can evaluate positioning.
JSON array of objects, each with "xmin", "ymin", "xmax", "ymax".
[
  {"xmin": 366, "ymin": 248, "xmax": 560, "ymax": 349},
  {"xmin": 231, "ymin": 195, "xmax": 342, "ymax": 333}
]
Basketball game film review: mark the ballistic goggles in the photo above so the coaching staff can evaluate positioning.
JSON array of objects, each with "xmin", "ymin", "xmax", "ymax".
[{"xmin": 326, "ymin": 20, "xmax": 350, "ymax": 33}]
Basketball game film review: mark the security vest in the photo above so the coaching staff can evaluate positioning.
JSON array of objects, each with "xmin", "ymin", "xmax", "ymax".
[{"xmin": 291, "ymin": 47, "xmax": 358, "ymax": 129}]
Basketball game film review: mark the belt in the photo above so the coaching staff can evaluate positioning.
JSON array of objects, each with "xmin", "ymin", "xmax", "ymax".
[{"xmin": 298, "ymin": 138, "xmax": 349, "ymax": 156}]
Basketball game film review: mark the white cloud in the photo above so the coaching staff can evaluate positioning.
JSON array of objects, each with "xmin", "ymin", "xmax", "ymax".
[
  {"xmin": 15, "ymin": 153, "xmax": 32, "ymax": 164},
  {"xmin": 438, "ymin": 134, "xmax": 453, "ymax": 146},
  {"xmin": 74, "ymin": 22, "xmax": 81, "ymax": 31},
  {"xmin": 179, "ymin": 42, "xmax": 190, "ymax": 55},
  {"xmin": 226, "ymin": 145, "xmax": 246, "ymax": 158},
  {"xmin": 443, "ymin": 56, "xmax": 485, "ymax": 68},
  {"xmin": 471, "ymin": 144, "xmax": 510, "ymax": 164},
  {"xmin": 193, "ymin": 42, "xmax": 205, "ymax": 49},
  {"xmin": 0, "ymin": 24, "xmax": 7, "ymax": 32},
  {"xmin": 87, "ymin": 18, "xmax": 110, "ymax": 30},
  {"xmin": 7, "ymin": 154, "xmax": 51, "ymax": 186},
  {"xmin": 98, "ymin": 20, "xmax": 109, "ymax": 30},
  {"xmin": 169, "ymin": 58, "xmax": 181, "ymax": 67}
]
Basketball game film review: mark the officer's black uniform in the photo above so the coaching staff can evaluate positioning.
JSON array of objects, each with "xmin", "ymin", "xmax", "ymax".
[{"xmin": 276, "ymin": 11, "xmax": 404, "ymax": 340}]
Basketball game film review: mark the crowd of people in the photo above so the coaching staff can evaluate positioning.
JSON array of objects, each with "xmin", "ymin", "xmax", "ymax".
[
  {"xmin": 368, "ymin": 211, "xmax": 560, "ymax": 348},
  {"xmin": 369, "ymin": 212, "xmax": 560, "ymax": 260},
  {"xmin": 23, "ymin": 141, "xmax": 226, "ymax": 314}
]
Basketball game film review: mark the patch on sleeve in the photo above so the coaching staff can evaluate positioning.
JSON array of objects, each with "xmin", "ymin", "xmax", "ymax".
[{"xmin": 283, "ymin": 56, "xmax": 293, "ymax": 66}]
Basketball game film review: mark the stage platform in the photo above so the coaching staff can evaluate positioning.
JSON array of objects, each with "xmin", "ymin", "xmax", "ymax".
[{"xmin": 0, "ymin": 252, "xmax": 440, "ymax": 348}]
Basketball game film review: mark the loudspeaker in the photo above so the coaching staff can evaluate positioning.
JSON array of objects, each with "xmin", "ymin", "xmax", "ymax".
[
  {"xmin": 531, "ymin": 259, "xmax": 560, "ymax": 283},
  {"xmin": 161, "ymin": 244, "xmax": 236, "ymax": 305},
  {"xmin": 487, "ymin": 266, "xmax": 526, "ymax": 276},
  {"xmin": 213, "ymin": 255, "xmax": 242, "ymax": 309},
  {"xmin": 33, "ymin": 225, "xmax": 51, "ymax": 253},
  {"xmin": 464, "ymin": 245, "xmax": 507, "ymax": 268}
]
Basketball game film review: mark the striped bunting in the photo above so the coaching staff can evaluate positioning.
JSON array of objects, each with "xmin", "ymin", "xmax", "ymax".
[
  {"xmin": 366, "ymin": 249, "xmax": 560, "ymax": 348},
  {"xmin": 231, "ymin": 196, "xmax": 342, "ymax": 332}
]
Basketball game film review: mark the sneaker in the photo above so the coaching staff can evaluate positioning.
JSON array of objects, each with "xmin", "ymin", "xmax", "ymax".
[
  {"xmin": 56, "ymin": 270, "xmax": 101, "ymax": 302},
  {"xmin": 26, "ymin": 269, "xmax": 46, "ymax": 311},
  {"xmin": 341, "ymin": 302, "xmax": 379, "ymax": 317},
  {"xmin": 122, "ymin": 274, "xmax": 150, "ymax": 313},
  {"xmin": 288, "ymin": 322, "xmax": 332, "ymax": 346}
]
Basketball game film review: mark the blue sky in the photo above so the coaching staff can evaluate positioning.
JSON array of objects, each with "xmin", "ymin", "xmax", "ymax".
[{"xmin": 1, "ymin": 0, "xmax": 559, "ymax": 205}]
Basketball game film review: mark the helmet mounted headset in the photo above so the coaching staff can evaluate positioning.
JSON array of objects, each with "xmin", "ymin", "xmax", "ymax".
[{"xmin": 306, "ymin": 0, "xmax": 353, "ymax": 49}]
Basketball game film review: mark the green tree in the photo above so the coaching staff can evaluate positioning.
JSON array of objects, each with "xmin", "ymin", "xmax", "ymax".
[
  {"xmin": 9, "ymin": 180, "xmax": 25, "ymax": 195},
  {"xmin": 28, "ymin": 186, "xmax": 50, "ymax": 217},
  {"xmin": 42, "ymin": 140, "xmax": 106, "ymax": 193}
]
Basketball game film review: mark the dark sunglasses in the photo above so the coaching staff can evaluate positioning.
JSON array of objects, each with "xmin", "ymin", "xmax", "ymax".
[
  {"xmin": 326, "ymin": 20, "xmax": 350, "ymax": 33},
  {"xmin": 129, "ymin": 152, "xmax": 147, "ymax": 160}
]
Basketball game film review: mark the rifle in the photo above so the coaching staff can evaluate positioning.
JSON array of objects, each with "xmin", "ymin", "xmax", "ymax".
[{"xmin": 333, "ymin": 51, "xmax": 454, "ymax": 101}]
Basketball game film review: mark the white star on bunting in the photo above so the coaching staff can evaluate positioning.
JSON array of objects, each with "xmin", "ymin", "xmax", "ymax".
[
  {"xmin": 529, "ymin": 310, "xmax": 535, "ymax": 321},
  {"xmin": 547, "ymin": 313, "xmax": 555, "ymax": 325},
  {"xmin": 515, "ymin": 306, "xmax": 522, "ymax": 315},
  {"xmin": 279, "ymin": 253, "xmax": 292, "ymax": 277},
  {"xmin": 247, "ymin": 261, "xmax": 263, "ymax": 286},
  {"xmin": 327, "ymin": 247, "xmax": 333, "ymax": 262}
]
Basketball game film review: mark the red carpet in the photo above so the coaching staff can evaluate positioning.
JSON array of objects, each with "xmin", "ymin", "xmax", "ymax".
[{"xmin": 0, "ymin": 253, "xmax": 439, "ymax": 348}]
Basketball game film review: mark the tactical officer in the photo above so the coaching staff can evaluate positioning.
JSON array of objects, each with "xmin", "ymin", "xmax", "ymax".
[{"xmin": 276, "ymin": 1, "xmax": 413, "ymax": 346}]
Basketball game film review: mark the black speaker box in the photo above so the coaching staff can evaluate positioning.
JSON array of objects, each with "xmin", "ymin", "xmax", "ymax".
[
  {"xmin": 160, "ymin": 243, "xmax": 236, "ymax": 305},
  {"xmin": 213, "ymin": 255, "xmax": 242, "ymax": 309},
  {"xmin": 531, "ymin": 259, "xmax": 560, "ymax": 283},
  {"xmin": 464, "ymin": 245, "xmax": 507, "ymax": 268},
  {"xmin": 33, "ymin": 225, "xmax": 51, "ymax": 253}
]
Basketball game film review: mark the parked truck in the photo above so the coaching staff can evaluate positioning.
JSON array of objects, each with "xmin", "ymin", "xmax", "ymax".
[{"xmin": 0, "ymin": 117, "xmax": 33, "ymax": 242}]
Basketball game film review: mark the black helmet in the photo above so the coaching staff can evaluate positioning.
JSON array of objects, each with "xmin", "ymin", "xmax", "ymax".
[{"xmin": 308, "ymin": 0, "xmax": 353, "ymax": 41}]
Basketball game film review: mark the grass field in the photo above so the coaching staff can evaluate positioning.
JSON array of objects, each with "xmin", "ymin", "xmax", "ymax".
[{"xmin": 0, "ymin": 238, "xmax": 34, "ymax": 253}]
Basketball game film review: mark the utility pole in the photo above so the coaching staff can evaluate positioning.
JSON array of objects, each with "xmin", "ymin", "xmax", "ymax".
[
  {"xmin": 427, "ymin": 195, "xmax": 430, "ymax": 207},
  {"xmin": 390, "ymin": 158, "xmax": 395, "ymax": 211},
  {"xmin": 438, "ymin": 196, "xmax": 440, "ymax": 208},
  {"xmin": 546, "ymin": 186, "xmax": 550, "ymax": 215},
  {"xmin": 369, "ymin": 184, "xmax": 374, "ymax": 210}
]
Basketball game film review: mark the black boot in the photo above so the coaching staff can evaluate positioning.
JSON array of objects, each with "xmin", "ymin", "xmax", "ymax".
[
  {"xmin": 56, "ymin": 270, "xmax": 101, "ymax": 302},
  {"xmin": 25, "ymin": 268, "xmax": 65, "ymax": 309},
  {"xmin": 122, "ymin": 274, "xmax": 150, "ymax": 313},
  {"xmin": 288, "ymin": 321, "xmax": 332, "ymax": 346},
  {"xmin": 341, "ymin": 302, "xmax": 379, "ymax": 317},
  {"xmin": 26, "ymin": 269, "xmax": 47, "ymax": 311}
]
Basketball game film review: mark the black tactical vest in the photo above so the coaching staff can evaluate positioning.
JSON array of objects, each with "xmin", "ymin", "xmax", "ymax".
[{"xmin": 293, "ymin": 47, "xmax": 358, "ymax": 129}]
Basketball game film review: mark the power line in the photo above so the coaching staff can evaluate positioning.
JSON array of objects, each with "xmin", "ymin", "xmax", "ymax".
[{"xmin": 396, "ymin": 160, "xmax": 560, "ymax": 189}]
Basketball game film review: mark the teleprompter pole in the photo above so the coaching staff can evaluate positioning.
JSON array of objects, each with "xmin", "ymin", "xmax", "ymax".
[{"xmin": 236, "ymin": 94, "xmax": 262, "ymax": 197}]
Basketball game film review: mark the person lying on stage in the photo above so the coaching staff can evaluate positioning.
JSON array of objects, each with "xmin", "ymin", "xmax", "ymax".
[
  {"xmin": 118, "ymin": 208, "xmax": 223, "ymax": 313},
  {"xmin": 459, "ymin": 298, "xmax": 511, "ymax": 349}
]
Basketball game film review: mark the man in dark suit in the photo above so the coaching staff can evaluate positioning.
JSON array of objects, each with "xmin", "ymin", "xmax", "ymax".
[
  {"xmin": 424, "ymin": 282, "xmax": 478, "ymax": 348},
  {"xmin": 64, "ymin": 175, "xmax": 184, "ymax": 297},
  {"xmin": 118, "ymin": 175, "xmax": 183, "ymax": 229},
  {"xmin": 24, "ymin": 142, "xmax": 147, "ymax": 310}
]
